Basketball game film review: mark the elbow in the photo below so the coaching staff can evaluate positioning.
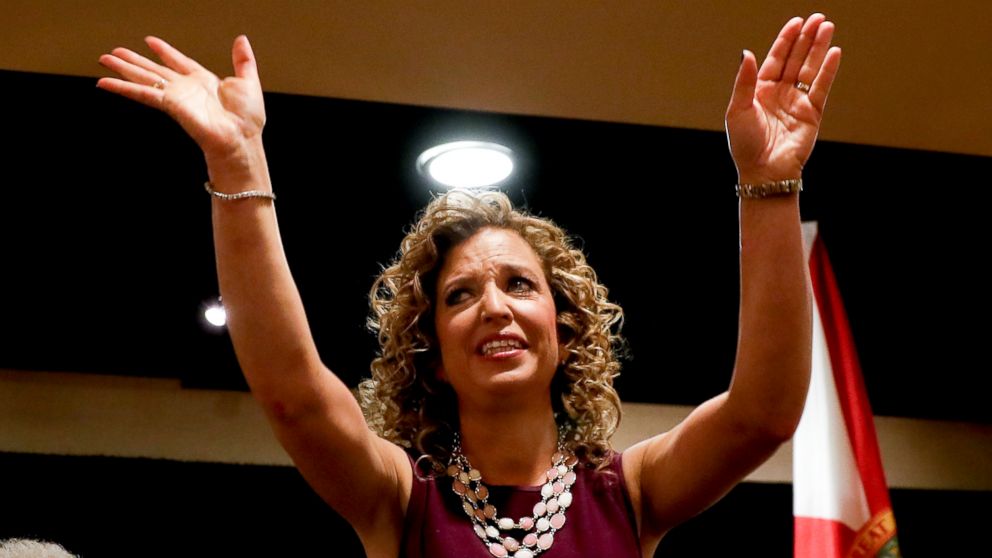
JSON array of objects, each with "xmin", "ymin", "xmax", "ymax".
[
  {"xmin": 759, "ymin": 412, "xmax": 802, "ymax": 444},
  {"xmin": 753, "ymin": 389, "xmax": 808, "ymax": 443},
  {"xmin": 729, "ymin": 388, "xmax": 808, "ymax": 445},
  {"xmin": 730, "ymin": 356, "xmax": 812, "ymax": 443},
  {"xmin": 246, "ymin": 358, "xmax": 330, "ymax": 425},
  {"xmin": 732, "ymin": 415, "xmax": 796, "ymax": 460},
  {"xmin": 254, "ymin": 388, "xmax": 323, "ymax": 426},
  {"xmin": 258, "ymin": 394, "xmax": 301, "ymax": 424}
]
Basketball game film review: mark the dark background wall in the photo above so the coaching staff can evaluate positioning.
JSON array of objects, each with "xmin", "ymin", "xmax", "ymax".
[{"xmin": 2, "ymin": 69, "xmax": 989, "ymax": 423}]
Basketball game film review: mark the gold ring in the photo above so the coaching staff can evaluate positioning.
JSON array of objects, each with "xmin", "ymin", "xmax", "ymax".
[
  {"xmin": 152, "ymin": 79, "xmax": 167, "ymax": 90},
  {"xmin": 794, "ymin": 80, "xmax": 811, "ymax": 93}
]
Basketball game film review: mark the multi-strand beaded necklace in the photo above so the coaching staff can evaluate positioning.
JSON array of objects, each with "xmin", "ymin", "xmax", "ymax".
[{"xmin": 447, "ymin": 432, "xmax": 579, "ymax": 557}]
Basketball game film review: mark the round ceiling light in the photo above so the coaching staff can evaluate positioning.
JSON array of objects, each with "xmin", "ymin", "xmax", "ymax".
[{"xmin": 416, "ymin": 141, "xmax": 514, "ymax": 188}]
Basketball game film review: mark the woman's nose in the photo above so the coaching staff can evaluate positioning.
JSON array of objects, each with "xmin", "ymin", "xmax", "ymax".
[{"xmin": 480, "ymin": 283, "xmax": 512, "ymax": 323}]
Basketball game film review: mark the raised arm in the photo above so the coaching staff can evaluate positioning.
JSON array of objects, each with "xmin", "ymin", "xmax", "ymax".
[
  {"xmin": 97, "ymin": 37, "xmax": 410, "ymax": 549},
  {"xmin": 624, "ymin": 13, "xmax": 842, "ymax": 545}
]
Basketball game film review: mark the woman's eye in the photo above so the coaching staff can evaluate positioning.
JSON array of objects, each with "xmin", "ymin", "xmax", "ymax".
[
  {"xmin": 445, "ymin": 288, "xmax": 470, "ymax": 306},
  {"xmin": 508, "ymin": 277, "xmax": 534, "ymax": 293}
]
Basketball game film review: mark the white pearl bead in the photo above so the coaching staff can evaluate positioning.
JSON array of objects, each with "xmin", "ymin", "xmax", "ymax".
[
  {"xmin": 536, "ymin": 517, "xmax": 551, "ymax": 532},
  {"xmin": 514, "ymin": 550, "xmax": 534, "ymax": 558},
  {"xmin": 558, "ymin": 492, "xmax": 573, "ymax": 508},
  {"xmin": 486, "ymin": 525, "xmax": 500, "ymax": 539},
  {"xmin": 498, "ymin": 517, "xmax": 515, "ymax": 530}
]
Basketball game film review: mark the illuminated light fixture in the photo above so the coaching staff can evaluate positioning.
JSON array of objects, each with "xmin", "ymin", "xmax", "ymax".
[
  {"xmin": 416, "ymin": 141, "xmax": 514, "ymax": 188},
  {"xmin": 203, "ymin": 298, "xmax": 227, "ymax": 328}
]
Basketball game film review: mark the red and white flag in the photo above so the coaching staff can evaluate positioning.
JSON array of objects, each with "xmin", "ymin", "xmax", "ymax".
[{"xmin": 793, "ymin": 223, "xmax": 901, "ymax": 558}]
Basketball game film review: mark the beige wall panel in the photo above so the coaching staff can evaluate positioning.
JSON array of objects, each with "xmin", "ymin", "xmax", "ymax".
[
  {"xmin": 3, "ymin": 370, "xmax": 991, "ymax": 490},
  {"xmin": 0, "ymin": 369, "xmax": 290, "ymax": 465},
  {"xmin": 2, "ymin": 1, "xmax": 990, "ymax": 157}
]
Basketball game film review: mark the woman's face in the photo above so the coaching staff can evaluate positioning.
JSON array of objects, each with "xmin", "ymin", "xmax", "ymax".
[{"xmin": 433, "ymin": 227, "xmax": 560, "ymax": 406}]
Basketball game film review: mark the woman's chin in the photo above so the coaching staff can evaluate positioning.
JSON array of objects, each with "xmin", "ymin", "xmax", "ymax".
[
  {"xmin": 448, "ymin": 353, "xmax": 556, "ymax": 401},
  {"xmin": 476, "ymin": 363, "xmax": 554, "ymax": 396}
]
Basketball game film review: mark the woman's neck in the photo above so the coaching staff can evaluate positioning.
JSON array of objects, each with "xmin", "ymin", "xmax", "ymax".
[{"xmin": 457, "ymin": 403, "xmax": 558, "ymax": 486}]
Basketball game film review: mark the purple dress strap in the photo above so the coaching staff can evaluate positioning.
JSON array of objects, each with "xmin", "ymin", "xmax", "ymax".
[{"xmin": 400, "ymin": 452, "xmax": 641, "ymax": 557}]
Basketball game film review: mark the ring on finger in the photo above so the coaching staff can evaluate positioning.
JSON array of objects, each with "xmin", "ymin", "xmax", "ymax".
[
  {"xmin": 794, "ymin": 80, "xmax": 811, "ymax": 93},
  {"xmin": 151, "ymin": 78, "xmax": 168, "ymax": 90}
]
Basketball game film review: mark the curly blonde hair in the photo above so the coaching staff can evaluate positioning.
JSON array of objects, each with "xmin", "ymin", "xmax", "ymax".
[
  {"xmin": 0, "ymin": 539, "xmax": 76, "ymax": 558},
  {"xmin": 359, "ymin": 189, "xmax": 624, "ymax": 469}
]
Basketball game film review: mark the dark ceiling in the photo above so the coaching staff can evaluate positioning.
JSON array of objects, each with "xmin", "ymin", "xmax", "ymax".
[{"xmin": 3, "ymin": 69, "xmax": 989, "ymax": 424}]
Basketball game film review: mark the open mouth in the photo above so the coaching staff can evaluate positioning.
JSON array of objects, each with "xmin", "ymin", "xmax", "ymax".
[{"xmin": 478, "ymin": 337, "xmax": 527, "ymax": 357}]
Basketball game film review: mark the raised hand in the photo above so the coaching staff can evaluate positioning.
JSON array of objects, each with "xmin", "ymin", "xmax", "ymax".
[
  {"xmin": 726, "ymin": 14, "xmax": 842, "ymax": 185},
  {"xmin": 97, "ymin": 36, "xmax": 265, "ymax": 164}
]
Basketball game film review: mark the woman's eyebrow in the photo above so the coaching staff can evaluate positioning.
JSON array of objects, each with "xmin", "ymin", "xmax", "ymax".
[
  {"xmin": 440, "ymin": 260, "xmax": 540, "ymax": 291},
  {"xmin": 500, "ymin": 262, "xmax": 540, "ymax": 276},
  {"xmin": 439, "ymin": 273, "xmax": 474, "ymax": 293}
]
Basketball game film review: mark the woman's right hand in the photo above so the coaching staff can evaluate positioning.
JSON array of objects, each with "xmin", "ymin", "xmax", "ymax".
[{"xmin": 97, "ymin": 35, "xmax": 265, "ymax": 166}]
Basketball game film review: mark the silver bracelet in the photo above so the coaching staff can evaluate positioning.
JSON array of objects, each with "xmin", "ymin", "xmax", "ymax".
[
  {"xmin": 204, "ymin": 181, "xmax": 276, "ymax": 201},
  {"xmin": 735, "ymin": 178, "xmax": 802, "ymax": 199}
]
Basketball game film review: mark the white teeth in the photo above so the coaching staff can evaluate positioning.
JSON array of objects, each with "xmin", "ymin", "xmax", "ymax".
[{"xmin": 481, "ymin": 339, "xmax": 523, "ymax": 355}]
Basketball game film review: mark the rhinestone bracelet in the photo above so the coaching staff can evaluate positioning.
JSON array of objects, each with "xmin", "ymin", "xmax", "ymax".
[
  {"xmin": 735, "ymin": 178, "xmax": 802, "ymax": 199},
  {"xmin": 204, "ymin": 181, "xmax": 276, "ymax": 201}
]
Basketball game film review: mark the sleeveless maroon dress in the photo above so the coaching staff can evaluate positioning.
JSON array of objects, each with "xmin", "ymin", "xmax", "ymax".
[{"xmin": 400, "ymin": 452, "xmax": 641, "ymax": 557}]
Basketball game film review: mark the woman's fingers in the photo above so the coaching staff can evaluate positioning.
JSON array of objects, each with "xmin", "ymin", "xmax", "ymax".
[
  {"xmin": 95, "ymin": 77, "xmax": 164, "ymax": 109},
  {"xmin": 98, "ymin": 37, "xmax": 219, "ymax": 112},
  {"xmin": 100, "ymin": 54, "xmax": 162, "ymax": 85},
  {"xmin": 796, "ymin": 21, "xmax": 835, "ymax": 88},
  {"xmin": 231, "ymin": 35, "xmax": 259, "ymax": 82},
  {"xmin": 781, "ymin": 14, "xmax": 826, "ymax": 84},
  {"xmin": 757, "ymin": 16, "xmax": 803, "ymax": 81},
  {"xmin": 727, "ymin": 50, "xmax": 758, "ymax": 115},
  {"xmin": 751, "ymin": 13, "xmax": 839, "ymax": 113},
  {"xmin": 144, "ymin": 36, "xmax": 204, "ymax": 75},
  {"xmin": 98, "ymin": 52, "xmax": 169, "ymax": 89},
  {"xmin": 96, "ymin": 43, "xmax": 177, "ymax": 111},
  {"xmin": 808, "ymin": 47, "xmax": 842, "ymax": 113},
  {"xmin": 106, "ymin": 46, "xmax": 179, "ymax": 83}
]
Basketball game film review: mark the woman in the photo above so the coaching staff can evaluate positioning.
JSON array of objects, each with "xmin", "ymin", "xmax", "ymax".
[{"xmin": 97, "ymin": 13, "xmax": 841, "ymax": 557}]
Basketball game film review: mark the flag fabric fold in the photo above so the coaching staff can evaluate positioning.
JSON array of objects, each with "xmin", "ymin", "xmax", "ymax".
[{"xmin": 793, "ymin": 224, "xmax": 901, "ymax": 558}]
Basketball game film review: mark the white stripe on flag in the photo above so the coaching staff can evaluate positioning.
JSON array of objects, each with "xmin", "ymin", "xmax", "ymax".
[{"xmin": 792, "ymin": 270, "xmax": 871, "ymax": 531}]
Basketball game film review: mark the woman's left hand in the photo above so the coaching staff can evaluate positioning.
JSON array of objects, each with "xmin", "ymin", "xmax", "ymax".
[{"xmin": 726, "ymin": 14, "xmax": 842, "ymax": 185}]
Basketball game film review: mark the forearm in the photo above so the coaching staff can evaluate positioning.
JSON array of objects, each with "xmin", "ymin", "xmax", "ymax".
[
  {"xmin": 206, "ymin": 138, "xmax": 324, "ymax": 407},
  {"xmin": 727, "ymin": 193, "xmax": 812, "ymax": 439}
]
